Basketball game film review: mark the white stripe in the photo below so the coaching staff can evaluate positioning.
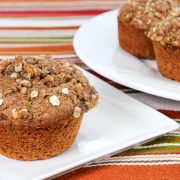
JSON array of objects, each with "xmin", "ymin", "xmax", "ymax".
[
  {"xmin": 87, "ymin": 161, "xmax": 180, "ymax": 166},
  {"xmin": 0, "ymin": 17, "xmax": 90, "ymax": 27},
  {"xmin": 0, "ymin": 30, "xmax": 76, "ymax": 38},
  {"xmin": 86, "ymin": 154, "xmax": 180, "ymax": 167},
  {"xmin": 92, "ymin": 154, "xmax": 180, "ymax": 164},
  {"xmin": 115, "ymin": 154, "xmax": 180, "ymax": 158},
  {"xmin": 133, "ymin": 143, "xmax": 180, "ymax": 149},
  {"xmin": 88, "ymin": 154, "xmax": 180, "ymax": 166},
  {"xmin": 0, "ymin": 1, "xmax": 124, "ymax": 6},
  {"xmin": 0, "ymin": 1, "xmax": 125, "ymax": 10},
  {"xmin": 164, "ymin": 134, "xmax": 180, "ymax": 137},
  {"xmin": 129, "ymin": 92, "xmax": 180, "ymax": 111},
  {"xmin": 99, "ymin": 154, "xmax": 180, "ymax": 162},
  {"xmin": 0, "ymin": 3, "xmax": 124, "ymax": 11}
]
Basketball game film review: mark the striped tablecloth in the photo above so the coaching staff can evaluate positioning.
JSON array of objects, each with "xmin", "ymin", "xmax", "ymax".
[{"xmin": 0, "ymin": 1, "xmax": 180, "ymax": 179}]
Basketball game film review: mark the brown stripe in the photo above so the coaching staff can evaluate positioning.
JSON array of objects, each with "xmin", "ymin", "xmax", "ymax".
[{"xmin": 159, "ymin": 110, "xmax": 180, "ymax": 119}]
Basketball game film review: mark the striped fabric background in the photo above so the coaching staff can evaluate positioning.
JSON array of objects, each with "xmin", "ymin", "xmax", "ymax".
[{"xmin": 0, "ymin": 0, "xmax": 179, "ymax": 179}]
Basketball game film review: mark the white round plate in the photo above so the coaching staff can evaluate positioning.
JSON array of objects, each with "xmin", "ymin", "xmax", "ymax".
[{"xmin": 74, "ymin": 10, "xmax": 180, "ymax": 101}]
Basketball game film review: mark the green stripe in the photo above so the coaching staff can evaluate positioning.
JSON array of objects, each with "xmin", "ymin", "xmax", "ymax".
[
  {"xmin": 119, "ymin": 136, "xmax": 180, "ymax": 156},
  {"xmin": 122, "ymin": 146, "xmax": 180, "ymax": 156},
  {"xmin": 142, "ymin": 136, "xmax": 180, "ymax": 146},
  {"xmin": 0, "ymin": 37, "xmax": 73, "ymax": 43}
]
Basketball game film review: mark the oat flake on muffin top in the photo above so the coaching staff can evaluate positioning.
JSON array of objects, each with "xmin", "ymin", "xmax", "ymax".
[
  {"xmin": 119, "ymin": 0, "xmax": 177, "ymax": 31},
  {"xmin": 0, "ymin": 56, "xmax": 98, "ymax": 127},
  {"xmin": 148, "ymin": 8, "xmax": 180, "ymax": 47}
]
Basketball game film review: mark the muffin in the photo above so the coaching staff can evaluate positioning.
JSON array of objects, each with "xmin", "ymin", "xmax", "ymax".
[
  {"xmin": 0, "ymin": 56, "xmax": 99, "ymax": 160},
  {"xmin": 148, "ymin": 8, "xmax": 180, "ymax": 81},
  {"xmin": 118, "ymin": 0, "xmax": 175, "ymax": 59}
]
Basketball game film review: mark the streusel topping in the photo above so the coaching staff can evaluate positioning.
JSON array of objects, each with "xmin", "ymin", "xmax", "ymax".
[
  {"xmin": 119, "ymin": 0, "xmax": 177, "ymax": 31},
  {"xmin": 148, "ymin": 9, "xmax": 180, "ymax": 47},
  {"xmin": 0, "ymin": 56, "xmax": 98, "ymax": 127}
]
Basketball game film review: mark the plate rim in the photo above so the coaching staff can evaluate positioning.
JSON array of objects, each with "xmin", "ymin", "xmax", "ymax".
[{"xmin": 73, "ymin": 9, "xmax": 180, "ymax": 101}]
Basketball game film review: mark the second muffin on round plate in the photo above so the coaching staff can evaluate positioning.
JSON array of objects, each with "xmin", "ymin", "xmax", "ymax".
[
  {"xmin": 0, "ymin": 56, "xmax": 99, "ymax": 160},
  {"xmin": 118, "ymin": 0, "xmax": 176, "ymax": 59},
  {"xmin": 148, "ymin": 8, "xmax": 180, "ymax": 81}
]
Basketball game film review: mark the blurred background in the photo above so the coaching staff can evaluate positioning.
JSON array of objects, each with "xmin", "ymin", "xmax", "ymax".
[{"xmin": 0, "ymin": 0, "xmax": 125, "ymax": 58}]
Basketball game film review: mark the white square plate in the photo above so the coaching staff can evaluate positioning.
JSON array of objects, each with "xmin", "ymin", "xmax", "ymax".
[
  {"xmin": 0, "ymin": 70, "xmax": 179, "ymax": 180},
  {"xmin": 74, "ymin": 10, "xmax": 180, "ymax": 101}
]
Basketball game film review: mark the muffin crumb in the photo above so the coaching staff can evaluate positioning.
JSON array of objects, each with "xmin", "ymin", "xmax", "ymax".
[
  {"xmin": 73, "ymin": 106, "xmax": 81, "ymax": 118},
  {"xmin": 65, "ymin": 62, "xmax": 70, "ymax": 67},
  {"xmin": 40, "ymin": 89, "xmax": 47, "ymax": 97},
  {"xmin": 92, "ymin": 93, "xmax": 98, "ymax": 99},
  {"xmin": 50, "ymin": 95, "xmax": 60, "ymax": 106},
  {"xmin": 148, "ymin": 13, "xmax": 180, "ymax": 47},
  {"xmin": 12, "ymin": 109, "xmax": 18, "ymax": 119},
  {"xmin": 10, "ymin": 72, "xmax": 18, "ymax": 79},
  {"xmin": 16, "ymin": 79, "xmax": 31, "ymax": 87},
  {"xmin": 0, "ymin": 99, "xmax": 3, "ymax": 106},
  {"xmin": 62, "ymin": 87, "xmax": 70, "ymax": 95},
  {"xmin": 14, "ymin": 63, "xmax": 22, "ymax": 73},
  {"xmin": 12, "ymin": 108, "xmax": 28, "ymax": 119},
  {"xmin": 0, "ymin": 91, "xmax": 3, "ymax": 98},
  {"xmin": 20, "ymin": 87, "xmax": 28, "ymax": 95},
  {"xmin": 30, "ymin": 90, "xmax": 39, "ymax": 99}
]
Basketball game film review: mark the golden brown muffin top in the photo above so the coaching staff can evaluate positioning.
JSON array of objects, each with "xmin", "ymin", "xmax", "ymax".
[
  {"xmin": 118, "ymin": 0, "xmax": 177, "ymax": 31},
  {"xmin": 0, "ymin": 56, "xmax": 98, "ymax": 128},
  {"xmin": 148, "ymin": 8, "xmax": 180, "ymax": 47}
]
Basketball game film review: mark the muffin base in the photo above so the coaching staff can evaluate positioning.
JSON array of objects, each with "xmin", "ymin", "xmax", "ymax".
[
  {"xmin": 118, "ymin": 20, "xmax": 154, "ymax": 59},
  {"xmin": 153, "ymin": 42, "xmax": 180, "ymax": 81},
  {"xmin": 0, "ymin": 116, "xmax": 83, "ymax": 160}
]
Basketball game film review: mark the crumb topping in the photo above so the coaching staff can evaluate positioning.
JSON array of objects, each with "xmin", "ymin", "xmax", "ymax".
[
  {"xmin": 170, "ymin": 6, "xmax": 180, "ymax": 16},
  {"xmin": 49, "ymin": 95, "xmax": 60, "ymax": 106},
  {"xmin": 0, "ymin": 99, "xmax": 3, "ymax": 106},
  {"xmin": 0, "ymin": 91, "xmax": 3, "ymax": 98},
  {"xmin": 148, "ymin": 10, "xmax": 180, "ymax": 47},
  {"xmin": 30, "ymin": 90, "xmax": 39, "ymax": 99},
  {"xmin": 0, "ymin": 56, "xmax": 99, "ymax": 127},
  {"xmin": 73, "ymin": 106, "xmax": 82, "ymax": 118},
  {"xmin": 62, "ymin": 87, "xmax": 70, "ymax": 95},
  {"xmin": 118, "ymin": 0, "xmax": 177, "ymax": 31}
]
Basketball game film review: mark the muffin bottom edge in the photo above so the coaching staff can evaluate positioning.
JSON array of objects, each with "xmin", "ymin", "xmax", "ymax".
[{"xmin": 0, "ymin": 115, "xmax": 83, "ymax": 161}]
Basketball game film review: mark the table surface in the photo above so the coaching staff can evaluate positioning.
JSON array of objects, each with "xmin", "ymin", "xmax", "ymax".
[{"xmin": 0, "ymin": 1, "xmax": 179, "ymax": 180}]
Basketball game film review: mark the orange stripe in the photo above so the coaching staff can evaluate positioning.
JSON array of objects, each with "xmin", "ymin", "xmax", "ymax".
[
  {"xmin": 0, "ymin": 10, "xmax": 107, "ymax": 17},
  {"xmin": 58, "ymin": 165, "xmax": 180, "ymax": 180},
  {"xmin": 0, "ymin": 45, "xmax": 74, "ymax": 55}
]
